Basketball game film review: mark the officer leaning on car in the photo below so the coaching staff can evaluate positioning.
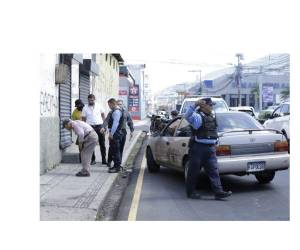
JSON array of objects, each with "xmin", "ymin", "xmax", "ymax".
[{"xmin": 184, "ymin": 97, "xmax": 232, "ymax": 200}]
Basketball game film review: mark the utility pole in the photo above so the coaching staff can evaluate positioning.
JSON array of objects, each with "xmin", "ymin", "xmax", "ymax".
[
  {"xmin": 258, "ymin": 65, "xmax": 263, "ymax": 111},
  {"xmin": 235, "ymin": 53, "xmax": 244, "ymax": 106},
  {"xmin": 188, "ymin": 70, "xmax": 202, "ymax": 95}
]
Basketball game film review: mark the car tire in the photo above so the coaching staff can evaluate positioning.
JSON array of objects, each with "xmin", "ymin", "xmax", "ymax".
[
  {"xmin": 146, "ymin": 147, "xmax": 160, "ymax": 173},
  {"xmin": 254, "ymin": 171, "xmax": 275, "ymax": 184}
]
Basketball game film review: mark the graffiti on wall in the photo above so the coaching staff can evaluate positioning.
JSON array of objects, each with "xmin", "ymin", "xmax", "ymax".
[{"xmin": 40, "ymin": 90, "xmax": 58, "ymax": 116}]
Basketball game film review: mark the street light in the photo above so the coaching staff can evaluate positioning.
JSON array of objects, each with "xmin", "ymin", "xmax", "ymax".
[
  {"xmin": 235, "ymin": 53, "xmax": 244, "ymax": 106},
  {"xmin": 188, "ymin": 69, "xmax": 202, "ymax": 95}
]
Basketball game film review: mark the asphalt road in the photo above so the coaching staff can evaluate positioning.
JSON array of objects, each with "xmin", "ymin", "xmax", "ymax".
[{"xmin": 117, "ymin": 137, "xmax": 290, "ymax": 221}]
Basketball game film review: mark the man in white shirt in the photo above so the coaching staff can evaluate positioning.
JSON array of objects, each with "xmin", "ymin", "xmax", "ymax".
[{"xmin": 82, "ymin": 94, "xmax": 107, "ymax": 165}]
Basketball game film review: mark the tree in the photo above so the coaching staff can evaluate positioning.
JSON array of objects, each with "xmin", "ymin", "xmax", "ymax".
[{"xmin": 280, "ymin": 88, "xmax": 290, "ymax": 101}]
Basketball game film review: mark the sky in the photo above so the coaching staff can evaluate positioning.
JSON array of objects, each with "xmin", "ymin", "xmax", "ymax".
[{"xmin": 123, "ymin": 52, "xmax": 272, "ymax": 94}]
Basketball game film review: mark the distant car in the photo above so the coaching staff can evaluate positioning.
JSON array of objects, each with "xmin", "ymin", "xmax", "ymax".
[
  {"xmin": 179, "ymin": 95, "xmax": 229, "ymax": 114},
  {"xmin": 146, "ymin": 111, "xmax": 289, "ymax": 184},
  {"xmin": 264, "ymin": 102, "xmax": 290, "ymax": 146},
  {"xmin": 230, "ymin": 106, "xmax": 256, "ymax": 118},
  {"xmin": 258, "ymin": 105, "xmax": 279, "ymax": 124}
]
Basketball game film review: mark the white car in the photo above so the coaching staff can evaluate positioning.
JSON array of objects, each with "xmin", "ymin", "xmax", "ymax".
[
  {"xmin": 230, "ymin": 106, "xmax": 256, "ymax": 118},
  {"xmin": 264, "ymin": 102, "xmax": 290, "ymax": 142},
  {"xmin": 147, "ymin": 112, "xmax": 289, "ymax": 184},
  {"xmin": 179, "ymin": 95, "xmax": 229, "ymax": 115}
]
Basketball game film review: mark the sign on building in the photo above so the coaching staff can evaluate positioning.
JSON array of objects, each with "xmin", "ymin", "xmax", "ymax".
[
  {"xmin": 262, "ymin": 85, "xmax": 274, "ymax": 103},
  {"xmin": 128, "ymin": 85, "xmax": 140, "ymax": 120}
]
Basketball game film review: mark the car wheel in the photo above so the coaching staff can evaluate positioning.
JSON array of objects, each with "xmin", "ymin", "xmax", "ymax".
[
  {"xmin": 254, "ymin": 171, "xmax": 275, "ymax": 184},
  {"xmin": 146, "ymin": 147, "xmax": 160, "ymax": 173}
]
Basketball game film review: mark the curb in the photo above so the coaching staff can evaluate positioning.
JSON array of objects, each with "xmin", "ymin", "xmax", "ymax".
[{"xmin": 95, "ymin": 131, "xmax": 145, "ymax": 220}]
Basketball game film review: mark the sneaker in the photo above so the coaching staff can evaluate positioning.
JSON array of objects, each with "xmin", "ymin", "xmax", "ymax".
[
  {"xmin": 215, "ymin": 190, "xmax": 232, "ymax": 200},
  {"xmin": 91, "ymin": 161, "xmax": 96, "ymax": 165},
  {"xmin": 76, "ymin": 171, "xmax": 90, "ymax": 177},
  {"xmin": 107, "ymin": 162, "xmax": 112, "ymax": 168},
  {"xmin": 102, "ymin": 160, "xmax": 108, "ymax": 165}
]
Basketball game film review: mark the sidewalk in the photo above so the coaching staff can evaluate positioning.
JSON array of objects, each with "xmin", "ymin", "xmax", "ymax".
[{"xmin": 40, "ymin": 130, "xmax": 143, "ymax": 221}]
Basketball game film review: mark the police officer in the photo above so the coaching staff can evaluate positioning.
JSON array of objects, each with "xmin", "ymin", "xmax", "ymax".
[
  {"xmin": 184, "ymin": 98, "xmax": 232, "ymax": 200},
  {"xmin": 106, "ymin": 98, "xmax": 124, "ymax": 173}
]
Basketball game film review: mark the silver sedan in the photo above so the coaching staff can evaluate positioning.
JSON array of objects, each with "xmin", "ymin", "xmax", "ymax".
[{"xmin": 146, "ymin": 111, "xmax": 289, "ymax": 184}]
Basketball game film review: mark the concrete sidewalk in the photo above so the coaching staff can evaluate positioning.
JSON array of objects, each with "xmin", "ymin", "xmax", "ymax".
[{"xmin": 40, "ymin": 130, "xmax": 143, "ymax": 221}]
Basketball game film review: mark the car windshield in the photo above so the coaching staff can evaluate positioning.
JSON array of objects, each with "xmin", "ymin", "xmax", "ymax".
[
  {"xmin": 216, "ymin": 112, "xmax": 263, "ymax": 132},
  {"xmin": 181, "ymin": 100, "xmax": 228, "ymax": 114}
]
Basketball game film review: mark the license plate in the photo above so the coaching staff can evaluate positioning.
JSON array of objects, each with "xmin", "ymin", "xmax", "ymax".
[{"xmin": 247, "ymin": 161, "xmax": 265, "ymax": 172}]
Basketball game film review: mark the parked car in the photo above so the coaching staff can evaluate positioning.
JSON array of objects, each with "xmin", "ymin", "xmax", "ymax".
[
  {"xmin": 179, "ymin": 95, "xmax": 229, "ymax": 115},
  {"xmin": 230, "ymin": 106, "xmax": 256, "ymax": 118},
  {"xmin": 146, "ymin": 111, "xmax": 289, "ymax": 184},
  {"xmin": 258, "ymin": 105, "xmax": 279, "ymax": 124},
  {"xmin": 264, "ymin": 102, "xmax": 290, "ymax": 146}
]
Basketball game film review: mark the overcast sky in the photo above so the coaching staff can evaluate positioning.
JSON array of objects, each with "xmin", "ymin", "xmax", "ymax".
[{"xmin": 123, "ymin": 52, "xmax": 271, "ymax": 94}]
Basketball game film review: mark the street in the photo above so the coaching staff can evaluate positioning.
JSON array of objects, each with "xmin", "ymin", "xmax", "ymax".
[{"xmin": 117, "ymin": 135, "xmax": 290, "ymax": 221}]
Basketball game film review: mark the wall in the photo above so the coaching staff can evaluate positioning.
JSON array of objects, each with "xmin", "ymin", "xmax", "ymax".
[
  {"xmin": 92, "ymin": 54, "xmax": 120, "ymax": 114},
  {"xmin": 40, "ymin": 54, "xmax": 62, "ymax": 174}
]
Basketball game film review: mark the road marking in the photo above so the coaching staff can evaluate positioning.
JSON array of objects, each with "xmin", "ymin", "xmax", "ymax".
[{"xmin": 128, "ymin": 154, "xmax": 146, "ymax": 221}]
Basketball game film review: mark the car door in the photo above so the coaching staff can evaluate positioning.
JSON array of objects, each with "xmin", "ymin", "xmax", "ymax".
[
  {"xmin": 167, "ymin": 118, "xmax": 191, "ymax": 170},
  {"xmin": 153, "ymin": 118, "xmax": 182, "ymax": 166}
]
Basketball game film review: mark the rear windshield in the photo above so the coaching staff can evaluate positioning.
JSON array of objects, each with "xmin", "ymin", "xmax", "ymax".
[
  {"xmin": 216, "ymin": 113, "xmax": 263, "ymax": 132},
  {"xmin": 180, "ymin": 100, "xmax": 228, "ymax": 114}
]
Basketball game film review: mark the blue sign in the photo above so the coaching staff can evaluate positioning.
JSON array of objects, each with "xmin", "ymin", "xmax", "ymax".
[{"xmin": 204, "ymin": 80, "xmax": 213, "ymax": 88}]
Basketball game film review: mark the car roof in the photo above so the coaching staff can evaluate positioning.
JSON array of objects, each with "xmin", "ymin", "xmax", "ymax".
[
  {"xmin": 230, "ymin": 106, "xmax": 253, "ymax": 111},
  {"xmin": 183, "ymin": 97, "xmax": 225, "ymax": 101}
]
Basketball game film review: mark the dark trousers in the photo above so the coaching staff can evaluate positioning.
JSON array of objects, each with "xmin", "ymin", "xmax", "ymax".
[
  {"xmin": 108, "ymin": 129, "xmax": 127, "ymax": 164},
  {"xmin": 186, "ymin": 141, "xmax": 223, "ymax": 196},
  {"xmin": 91, "ymin": 124, "xmax": 106, "ymax": 162},
  {"xmin": 109, "ymin": 132, "xmax": 122, "ymax": 169}
]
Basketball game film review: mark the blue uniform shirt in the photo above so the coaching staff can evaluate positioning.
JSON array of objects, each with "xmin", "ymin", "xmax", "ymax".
[
  {"xmin": 184, "ymin": 105, "xmax": 218, "ymax": 144},
  {"xmin": 110, "ymin": 109, "xmax": 122, "ymax": 136}
]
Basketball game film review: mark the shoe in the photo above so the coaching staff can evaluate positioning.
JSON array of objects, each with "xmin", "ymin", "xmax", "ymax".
[
  {"xmin": 107, "ymin": 162, "xmax": 112, "ymax": 168},
  {"xmin": 108, "ymin": 167, "xmax": 120, "ymax": 173},
  {"xmin": 76, "ymin": 171, "xmax": 90, "ymax": 177},
  {"xmin": 187, "ymin": 192, "xmax": 202, "ymax": 199},
  {"xmin": 91, "ymin": 161, "xmax": 96, "ymax": 165},
  {"xmin": 102, "ymin": 160, "xmax": 107, "ymax": 165},
  {"xmin": 215, "ymin": 190, "xmax": 232, "ymax": 200}
]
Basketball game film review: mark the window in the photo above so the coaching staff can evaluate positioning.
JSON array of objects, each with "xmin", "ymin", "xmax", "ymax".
[
  {"xmin": 176, "ymin": 118, "xmax": 192, "ymax": 137},
  {"xmin": 162, "ymin": 119, "xmax": 181, "ymax": 136},
  {"xmin": 216, "ymin": 113, "xmax": 263, "ymax": 132},
  {"xmin": 280, "ymin": 104, "xmax": 289, "ymax": 115},
  {"xmin": 110, "ymin": 55, "xmax": 112, "ymax": 65},
  {"xmin": 272, "ymin": 106, "xmax": 282, "ymax": 117},
  {"xmin": 105, "ymin": 54, "xmax": 108, "ymax": 61}
]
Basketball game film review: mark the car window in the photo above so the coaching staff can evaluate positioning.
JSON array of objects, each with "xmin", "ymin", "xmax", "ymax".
[
  {"xmin": 216, "ymin": 113, "xmax": 263, "ymax": 132},
  {"xmin": 272, "ymin": 106, "xmax": 282, "ymax": 117},
  {"xmin": 280, "ymin": 104, "xmax": 289, "ymax": 115},
  {"xmin": 180, "ymin": 99, "xmax": 228, "ymax": 114},
  {"xmin": 161, "ymin": 118, "xmax": 181, "ymax": 136},
  {"xmin": 175, "ymin": 118, "xmax": 192, "ymax": 137}
]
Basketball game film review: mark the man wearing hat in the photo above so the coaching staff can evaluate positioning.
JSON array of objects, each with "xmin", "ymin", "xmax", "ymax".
[
  {"xmin": 72, "ymin": 99, "xmax": 85, "ymax": 162},
  {"xmin": 72, "ymin": 99, "xmax": 84, "ymax": 121},
  {"xmin": 62, "ymin": 119, "xmax": 98, "ymax": 177},
  {"xmin": 184, "ymin": 97, "xmax": 232, "ymax": 200}
]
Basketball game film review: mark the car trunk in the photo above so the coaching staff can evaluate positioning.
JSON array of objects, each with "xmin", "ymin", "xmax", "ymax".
[{"xmin": 218, "ymin": 131, "xmax": 284, "ymax": 156}]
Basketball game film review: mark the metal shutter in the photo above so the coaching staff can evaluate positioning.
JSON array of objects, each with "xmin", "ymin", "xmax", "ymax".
[
  {"xmin": 59, "ymin": 62, "xmax": 72, "ymax": 149},
  {"xmin": 79, "ymin": 73, "xmax": 90, "ymax": 105}
]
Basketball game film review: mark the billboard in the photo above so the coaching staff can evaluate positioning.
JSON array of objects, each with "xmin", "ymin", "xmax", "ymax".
[
  {"xmin": 262, "ymin": 85, "xmax": 274, "ymax": 103},
  {"xmin": 128, "ymin": 85, "xmax": 140, "ymax": 120}
]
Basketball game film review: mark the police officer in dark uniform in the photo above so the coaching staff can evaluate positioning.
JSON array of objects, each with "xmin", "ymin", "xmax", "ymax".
[
  {"xmin": 184, "ymin": 98, "xmax": 232, "ymax": 200},
  {"xmin": 106, "ymin": 98, "xmax": 124, "ymax": 173}
]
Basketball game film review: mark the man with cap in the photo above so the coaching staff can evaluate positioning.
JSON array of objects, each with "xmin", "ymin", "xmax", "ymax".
[
  {"xmin": 184, "ymin": 97, "xmax": 232, "ymax": 200},
  {"xmin": 71, "ymin": 99, "xmax": 85, "ymax": 162},
  {"xmin": 62, "ymin": 119, "xmax": 98, "ymax": 177}
]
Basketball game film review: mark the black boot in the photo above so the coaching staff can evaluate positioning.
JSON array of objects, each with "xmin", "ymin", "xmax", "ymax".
[
  {"xmin": 108, "ymin": 166, "xmax": 120, "ymax": 173},
  {"xmin": 215, "ymin": 190, "xmax": 232, "ymax": 200}
]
